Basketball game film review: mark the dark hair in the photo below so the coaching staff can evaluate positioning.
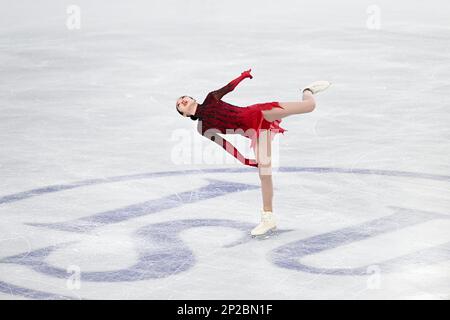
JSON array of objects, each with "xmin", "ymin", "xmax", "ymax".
[{"xmin": 176, "ymin": 95, "xmax": 199, "ymax": 121}]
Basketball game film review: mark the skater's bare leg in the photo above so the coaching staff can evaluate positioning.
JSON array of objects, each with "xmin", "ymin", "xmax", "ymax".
[
  {"xmin": 254, "ymin": 129, "xmax": 273, "ymax": 211},
  {"xmin": 261, "ymin": 90, "xmax": 316, "ymax": 122}
]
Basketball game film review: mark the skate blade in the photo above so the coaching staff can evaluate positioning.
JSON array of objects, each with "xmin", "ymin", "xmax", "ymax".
[{"xmin": 251, "ymin": 227, "xmax": 277, "ymax": 240}]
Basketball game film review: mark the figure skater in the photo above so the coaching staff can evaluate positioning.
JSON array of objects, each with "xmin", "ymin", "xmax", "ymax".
[{"xmin": 175, "ymin": 69, "xmax": 330, "ymax": 236}]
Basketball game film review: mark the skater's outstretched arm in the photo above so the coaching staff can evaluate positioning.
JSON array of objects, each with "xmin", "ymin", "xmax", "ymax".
[
  {"xmin": 206, "ymin": 132, "xmax": 258, "ymax": 167},
  {"xmin": 210, "ymin": 69, "xmax": 253, "ymax": 100}
]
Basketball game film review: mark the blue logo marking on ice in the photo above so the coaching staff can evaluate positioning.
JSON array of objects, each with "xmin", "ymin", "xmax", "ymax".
[
  {"xmin": 25, "ymin": 178, "xmax": 258, "ymax": 233},
  {"xmin": 0, "ymin": 280, "xmax": 73, "ymax": 300},
  {"xmin": 1, "ymin": 219, "xmax": 257, "ymax": 282},
  {"xmin": 0, "ymin": 168, "xmax": 257, "ymax": 205},
  {"xmin": 0, "ymin": 166, "xmax": 449, "ymax": 299},
  {"xmin": 271, "ymin": 206, "xmax": 450, "ymax": 275}
]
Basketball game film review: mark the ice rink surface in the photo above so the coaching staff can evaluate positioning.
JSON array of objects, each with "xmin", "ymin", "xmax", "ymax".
[{"xmin": 0, "ymin": 0, "xmax": 449, "ymax": 299}]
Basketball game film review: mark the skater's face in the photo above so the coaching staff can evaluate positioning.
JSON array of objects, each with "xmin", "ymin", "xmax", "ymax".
[{"xmin": 176, "ymin": 96, "xmax": 196, "ymax": 117}]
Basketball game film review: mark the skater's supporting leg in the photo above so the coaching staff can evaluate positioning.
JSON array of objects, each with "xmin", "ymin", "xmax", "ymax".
[
  {"xmin": 251, "ymin": 130, "xmax": 279, "ymax": 236},
  {"xmin": 262, "ymin": 90, "xmax": 316, "ymax": 122},
  {"xmin": 254, "ymin": 129, "xmax": 273, "ymax": 212}
]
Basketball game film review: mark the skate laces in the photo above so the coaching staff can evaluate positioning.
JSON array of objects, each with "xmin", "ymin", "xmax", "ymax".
[{"xmin": 261, "ymin": 211, "xmax": 274, "ymax": 222}]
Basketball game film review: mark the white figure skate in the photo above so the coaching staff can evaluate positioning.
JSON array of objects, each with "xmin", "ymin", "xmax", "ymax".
[
  {"xmin": 302, "ymin": 80, "xmax": 331, "ymax": 95},
  {"xmin": 251, "ymin": 210, "xmax": 277, "ymax": 237}
]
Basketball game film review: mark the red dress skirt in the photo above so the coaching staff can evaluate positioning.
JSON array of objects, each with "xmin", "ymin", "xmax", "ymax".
[{"xmin": 241, "ymin": 102, "xmax": 287, "ymax": 150}]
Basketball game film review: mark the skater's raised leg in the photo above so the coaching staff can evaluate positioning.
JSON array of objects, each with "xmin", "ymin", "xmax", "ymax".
[{"xmin": 261, "ymin": 80, "xmax": 331, "ymax": 122}]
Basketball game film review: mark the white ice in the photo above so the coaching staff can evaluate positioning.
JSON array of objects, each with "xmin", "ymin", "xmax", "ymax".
[{"xmin": 0, "ymin": 0, "xmax": 449, "ymax": 300}]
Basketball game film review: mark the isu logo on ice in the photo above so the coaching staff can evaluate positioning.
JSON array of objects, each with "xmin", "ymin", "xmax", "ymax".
[{"xmin": 0, "ymin": 167, "xmax": 449, "ymax": 299}]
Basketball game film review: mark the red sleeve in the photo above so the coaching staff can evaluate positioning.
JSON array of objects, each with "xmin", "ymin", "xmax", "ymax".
[
  {"xmin": 210, "ymin": 72, "xmax": 250, "ymax": 101},
  {"xmin": 203, "ymin": 131, "xmax": 258, "ymax": 167}
]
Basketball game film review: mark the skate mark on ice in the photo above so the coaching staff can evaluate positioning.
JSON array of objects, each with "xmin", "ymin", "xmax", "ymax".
[
  {"xmin": 1, "ymin": 166, "xmax": 448, "ymax": 206},
  {"xmin": 0, "ymin": 280, "xmax": 76, "ymax": 300},
  {"xmin": 25, "ymin": 179, "xmax": 258, "ymax": 233},
  {"xmin": 0, "ymin": 168, "xmax": 257, "ymax": 205}
]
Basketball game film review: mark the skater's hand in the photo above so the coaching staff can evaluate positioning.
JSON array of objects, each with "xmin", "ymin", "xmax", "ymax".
[
  {"xmin": 241, "ymin": 69, "xmax": 253, "ymax": 79},
  {"xmin": 245, "ymin": 158, "xmax": 258, "ymax": 167}
]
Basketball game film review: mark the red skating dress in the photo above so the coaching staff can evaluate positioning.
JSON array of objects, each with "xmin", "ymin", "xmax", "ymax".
[{"xmin": 194, "ymin": 71, "xmax": 287, "ymax": 167}]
